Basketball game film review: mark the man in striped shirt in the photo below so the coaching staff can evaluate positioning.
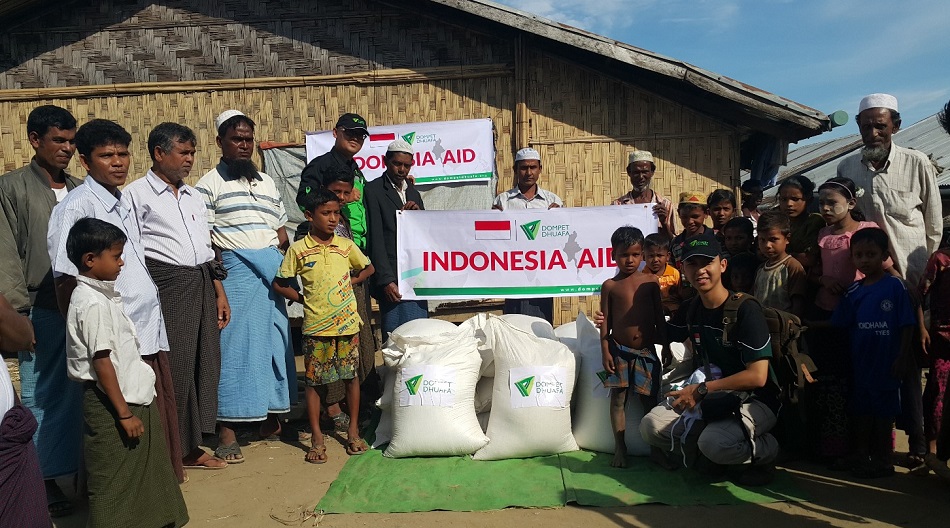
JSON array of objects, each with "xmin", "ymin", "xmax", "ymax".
[
  {"xmin": 195, "ymin": 110, "xmax": 293, "ymax": 464},
  {"xmin": 125, "ymin": 122, "xmax": 230, "ymax": 473}
]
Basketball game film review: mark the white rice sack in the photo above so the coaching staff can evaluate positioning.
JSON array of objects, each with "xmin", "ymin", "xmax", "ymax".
[
  {"xmin": 384, "ymin": 335, "xmax": 488, "ymax": 458},
  {"xmin": 372, "ymin": 364, "xmax": 396, "ymax": 448},
  {"xmin": 473, "ymin": 376, "xmax": 493, "ymax": 414},
  {"xmin": 386, "ymin": 318, "xmax": 459, "ymax": 350},
  {"xmin": 458, "ymin": 313, "xmax": 494, "ymax": 377},
  {"xmin": 499, "ymin": 314, "xmax": 557, "ymax": 340},
  {"xmin": 477, "ymin": 411, "xmax": 490, "ymax": 433},
  {"xmin": 473, "ymin": 316, "xmax": 578, "ymax": 460},
  {"xmin": 554, "ymin": 320, "xmax": 578, "ymax": 351}
]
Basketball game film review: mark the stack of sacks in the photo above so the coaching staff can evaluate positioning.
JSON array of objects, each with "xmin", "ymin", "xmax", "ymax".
[
  {"xmin": 473, "ymin": 315, "xmax": 578, "ymax": 460},
  {"xmin": 374, "ymin": 318, "xmax": 459, "ymax": 448}
]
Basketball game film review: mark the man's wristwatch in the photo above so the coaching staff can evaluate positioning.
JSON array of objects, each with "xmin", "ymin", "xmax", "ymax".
[{"xmin": 696, "ymin": 382, "xmax": 708, "ymax": 399}]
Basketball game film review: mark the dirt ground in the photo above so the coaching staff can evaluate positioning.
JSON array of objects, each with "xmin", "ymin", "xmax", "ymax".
[{"xmin": 8, "ymin": 354, "xmax": 946, "ymax": 528}]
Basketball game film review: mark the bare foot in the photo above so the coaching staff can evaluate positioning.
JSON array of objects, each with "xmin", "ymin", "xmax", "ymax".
[{"xmin": 611, "ymin": 448, "xmax": 628, "ymax": 468}]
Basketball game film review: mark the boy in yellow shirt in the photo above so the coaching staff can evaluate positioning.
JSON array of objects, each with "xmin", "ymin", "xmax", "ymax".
[{"xmin": 273, "ymin": 189, "xmax": 374, "ymax": 463}]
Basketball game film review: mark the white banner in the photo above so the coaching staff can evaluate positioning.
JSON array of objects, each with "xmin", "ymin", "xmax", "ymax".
[
  {"xmin": 509, "ymin": 366, "xmax": 569, "ymax": 409},
  {"xmin": 396, "ymin": 205, "xmax": 658, "ymax": 300},
  {"xmin": 304, "ymin": 118, "xmax": 495, "ymax": 186},
  {"xmin": 397, "ymin": 365, "xmax": 457, "ymax": 407}
]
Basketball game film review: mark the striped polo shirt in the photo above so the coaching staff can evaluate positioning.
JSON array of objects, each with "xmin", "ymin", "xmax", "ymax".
[{"xmin": 195, "ymin": 160, "xmax": 288, "ymax": 251}]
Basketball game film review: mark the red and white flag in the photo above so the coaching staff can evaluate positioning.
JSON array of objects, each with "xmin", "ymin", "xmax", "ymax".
[{"xmin": 474, "ymin": 220, "xmax": 511, "ymax": 240}]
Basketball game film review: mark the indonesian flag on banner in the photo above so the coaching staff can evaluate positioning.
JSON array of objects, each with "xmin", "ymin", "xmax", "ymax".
[{"xmin": 474, "ymin": 220, "xmax": 511, "ymax": 240}]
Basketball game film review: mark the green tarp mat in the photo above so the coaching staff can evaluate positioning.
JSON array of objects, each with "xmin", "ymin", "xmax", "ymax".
[{"xmin": 317, "ymin": 448, "xmax": 807, "ymax": 514}]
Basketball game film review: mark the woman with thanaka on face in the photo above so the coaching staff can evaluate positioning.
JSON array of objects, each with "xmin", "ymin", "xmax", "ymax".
[{"xmin": 807, "ymin": 177, "xmax": 896, "ymax": 462}]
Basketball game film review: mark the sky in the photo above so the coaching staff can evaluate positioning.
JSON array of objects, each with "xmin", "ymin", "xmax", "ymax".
[{"xmin": 495, "ymin": 0, "xmax": 950, "ymax": 147}]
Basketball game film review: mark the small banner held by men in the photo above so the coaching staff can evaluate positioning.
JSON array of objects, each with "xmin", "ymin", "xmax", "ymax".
[
  {"xmin": 396, "ymin": 205, "xmax": 658, "ymax": 300},
  {"xmin": 305, "ymin": 118, "xmax": 495, "ymax": 185}
]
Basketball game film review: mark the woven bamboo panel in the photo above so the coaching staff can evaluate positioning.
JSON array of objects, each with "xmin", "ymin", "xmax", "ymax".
[
  {"xmin": 0, "ymin": 0, "xmax": 512, "ymax": 89},
  {"xmin": 0, "ymin": 75, "xmax": 515, "ymax": 183},
  {"xmin": 518, "ymin": 52, "xmax": 738, "ymax": 325}
]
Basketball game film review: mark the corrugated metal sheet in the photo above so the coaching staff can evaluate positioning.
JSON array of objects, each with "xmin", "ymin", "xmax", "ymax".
[{"xmin": 765, "ymin": 114, "xmax": 950, "ymax": 197}]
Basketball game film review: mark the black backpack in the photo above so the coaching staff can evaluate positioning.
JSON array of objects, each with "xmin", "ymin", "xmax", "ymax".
[{"xmin": 687, "ymin": 292, "xmax": 817, "ymax": 404}]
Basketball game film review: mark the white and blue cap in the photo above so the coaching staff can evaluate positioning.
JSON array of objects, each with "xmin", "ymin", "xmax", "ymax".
[{"xmin": 515, "ymin": 147, "xmax": 541, "ymax": 162}]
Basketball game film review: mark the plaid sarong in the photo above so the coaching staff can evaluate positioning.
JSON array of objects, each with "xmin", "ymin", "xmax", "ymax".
[
  {"xmin": 83, "ymin": 385, "xmax": 188, "ymax": 528},
  {"xmin": 603, "ymin": 339, "xmax": 660, "ymax": 397}
]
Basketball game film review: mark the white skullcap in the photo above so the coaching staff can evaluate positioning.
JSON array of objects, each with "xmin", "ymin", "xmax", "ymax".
[
  {"xmin": 215, "ymin": 109, "xmax": 246, "ymax": 132},
  {"xmin": 628, "ymin": 150, "xmax": 655, "ymax": 165},
  {"xmin": 515, "ymin": 148, "xmax": 541, "ymax": 162},
  {"xmin": 858, "ymin": 93, "xmax": 899, "ymax": 114},
  {"xmin": 386, "ymin": 139, "xmax": 414, "ymax": 155}
]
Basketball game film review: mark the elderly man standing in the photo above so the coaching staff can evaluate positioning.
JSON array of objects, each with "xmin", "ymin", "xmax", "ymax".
[
  {"xmin": 365, "ymin": 140, "xmax": 427, "ymax": 342},
  {"xmin": 493, "ymin": 148, "xmax": 562, "ymax": 323},
  {"xmin": 612, "ymin": 150, "xmax": 675, "ymax": 239},
  {"xmin": 124, "ymin": 122, "xmax": 230, "ymax": 472},
  {"xmin": 0, "ymin": 105, "xmax": 81, "ymax": 517},
  {"xmin": 195, "ymin": 110, "xmax": 292, "ymax": 463},
  {"xmin": 837, "ymin": 93, "xmax": 942, "ymax": 467}
]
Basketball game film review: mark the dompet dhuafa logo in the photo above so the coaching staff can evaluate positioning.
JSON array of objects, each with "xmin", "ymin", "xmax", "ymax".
[
  {"xmin": 405, "ymin": 374, "xmax": 423, "ymax": 396},
  {"xmin": 509, "ymin": 366, "xmax": 568, "ymax": 409},
  {"xmin": 519, "ymin": 220, "xmax": 571, "ymax": 241},
  {"xmin": 520, "ymin": 220, "xmax": 540, "ymax": 241}
]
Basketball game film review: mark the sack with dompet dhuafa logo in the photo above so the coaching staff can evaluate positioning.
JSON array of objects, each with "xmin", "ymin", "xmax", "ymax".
[
  {"xmin": 374, "ymin": 318, "xmax": 464, "ymax": 449},
  {"xmin": 382, "ymin": 330, "xmax": 488, "ymax": 458},
  {"xmin": 473, "ymin": 315, "xmax": 579, "ymax": 460}
]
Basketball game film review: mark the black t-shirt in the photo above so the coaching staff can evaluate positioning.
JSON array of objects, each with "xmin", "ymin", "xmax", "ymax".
[
  {"xmin": 668, "ymin": 294, "xmax": 781, "ymax": 413},
  {"xmin": 296, "ymin": 150, "xmax": 364, "ymax": 207}
]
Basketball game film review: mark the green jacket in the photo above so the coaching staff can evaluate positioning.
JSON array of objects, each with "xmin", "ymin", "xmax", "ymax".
[{"xmin": 0, "ymin": 160, "xmax": 82, "ymax": 312}]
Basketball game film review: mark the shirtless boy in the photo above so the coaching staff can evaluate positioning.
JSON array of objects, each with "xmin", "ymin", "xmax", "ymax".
[{"xmin": 601, "ymin": 226, "xmax": 672, "ymax": 467}]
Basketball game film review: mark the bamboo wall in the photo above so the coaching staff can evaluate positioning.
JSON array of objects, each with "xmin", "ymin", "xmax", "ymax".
[
  {"xmin": 0, "ymin": 68, "xmax": 515, "ymax": 185},
  {"xmin": 0, "ymin": 0, "xmax": 740, "ymax": 326}
]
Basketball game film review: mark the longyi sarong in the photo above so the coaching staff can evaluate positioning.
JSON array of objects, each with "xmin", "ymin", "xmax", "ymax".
[
  {"xmin": 0, "ymin": 404, "xmax": 49, "ymax": 527},
  {"xmin": 146, "ymin": 257, "xmax": 222, "ymax": 455},
  {"xmin": 218, "ymin": 248, "xmax": 292, "ymax": 421},
  {"xmin": 17, "ymin": 306, "xmax": 82, "ymax": 478},
  {"xmin": 83, "ymin": 385, "xmax": 188, "ymax": 528},
  {"xmin": 141, "ymin": 352, "xmax": 184, "ymax": 483}
]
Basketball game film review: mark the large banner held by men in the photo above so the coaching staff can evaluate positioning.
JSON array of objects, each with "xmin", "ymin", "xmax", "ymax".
[
  {"xmin": 305, "ymin": 118, "xmax": 495, "ymax": 185},
  {"xmin": 396, "ymin": 205, "xmax": 658, "ymax": 300}
]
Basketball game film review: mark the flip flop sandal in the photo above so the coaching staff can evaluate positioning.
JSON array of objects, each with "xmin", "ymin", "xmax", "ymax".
[
  {"xmin": 214, "ymin": 441, "xmax": 245, "ymax": 464},
  {"xmin": 346, "ymin": 437, "xmax": 368, "ymax": 456},
  {"xmin": 306, "ymin": 444, "xmax": 328, "ymax": 464},
  {"xmin": 48, "ymin": 499, "xmax": 74, "ymax": 519},
  {"xmin": 183, "ymin": 455, "xmax": 228, "ymax": 470}
]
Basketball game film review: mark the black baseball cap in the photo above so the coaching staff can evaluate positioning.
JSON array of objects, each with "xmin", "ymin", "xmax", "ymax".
[
  {"xmin": 335, "ymin": 113, "xmax": 368, "ymax": 132},
  {"xmin": 681, "ymin": 231, "xmax": 722, "ymax": 262}
]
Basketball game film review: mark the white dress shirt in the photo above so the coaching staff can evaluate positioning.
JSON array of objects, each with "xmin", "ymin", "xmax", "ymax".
[
  {"xmin": 123, "ymin": 170, "xmax": 215, "ymax": 266},
  {"xmin": 493, "ymin": 185, "xmax": 563, "ymax": 210},
  {"xmin": 66, "ymin": 276, "xmax": 156, "ymax": 406},
  {"xmin": 48, "ymin": 177, "xmax": 169, "ymax": 356}
]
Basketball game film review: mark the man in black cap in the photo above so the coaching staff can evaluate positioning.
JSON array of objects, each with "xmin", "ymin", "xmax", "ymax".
[
  {"xmin": 297, "ymin": 113, "xmax": 369, "ymax": 250},
  {"xmin": 639, "ymin": 231, "xmax": 780, "ymax": 485}
]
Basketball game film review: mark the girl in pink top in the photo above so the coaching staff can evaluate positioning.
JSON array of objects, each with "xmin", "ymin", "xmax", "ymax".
[
  {"xmin": 808, "ymin": 176, "xmax": 892, "ymax": 461},
  {"xmin": 815, "ymin": 177, "xmax": 893, "ymax": 312}
]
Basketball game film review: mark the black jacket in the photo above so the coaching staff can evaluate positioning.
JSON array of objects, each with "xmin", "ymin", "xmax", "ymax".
[{"xmin": 363, "ymin": 173, "xmax": 424, "ymax": 299}]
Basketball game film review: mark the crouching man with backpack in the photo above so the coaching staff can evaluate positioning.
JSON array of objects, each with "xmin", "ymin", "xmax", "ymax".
[{"xmin": 639, "ymin": 231, "xmax": 781, "ymax": 486}]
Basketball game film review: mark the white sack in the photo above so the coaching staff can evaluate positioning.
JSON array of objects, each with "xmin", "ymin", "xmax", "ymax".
[
  {"xmin": 473, "ymin": 316, "xmax": 578, "ymax": 460},
  {"xmin": 384, "ymin": 334, "xmax": 488, "ymax": 458},
  {"xmin": 473, "ymin": 375, "xmax": 493, "ymax": 414}
]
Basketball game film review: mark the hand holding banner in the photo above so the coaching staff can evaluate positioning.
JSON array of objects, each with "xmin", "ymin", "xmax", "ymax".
[{"xmin": 396, "ymin": 205, "xmax": 658, "ymax": 300}]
